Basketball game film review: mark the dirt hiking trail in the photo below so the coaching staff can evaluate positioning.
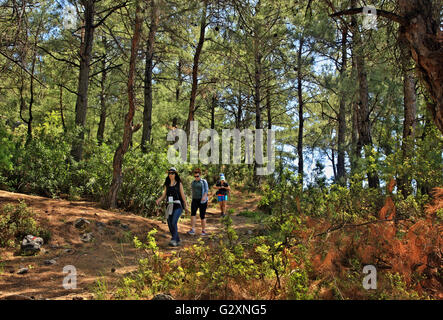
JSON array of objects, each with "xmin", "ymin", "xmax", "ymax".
[{"xmin": 0, "ymin": 189, "xmax": 261, "ymax": 300}]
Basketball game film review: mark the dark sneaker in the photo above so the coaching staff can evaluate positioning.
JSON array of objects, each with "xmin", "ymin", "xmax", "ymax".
[
  {"xmin": 187, "ymin": 230, "xmax": 196, "ymax": 235},
  {"xmin": 201, "ymin": 231, "xmax": 209, "ymax": 236},
  {"xmin": 168, "ymin": 240, "xmax": 178, "ymax": 246}
]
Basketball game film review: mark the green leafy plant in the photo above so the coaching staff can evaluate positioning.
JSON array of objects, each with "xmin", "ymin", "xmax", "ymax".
[{"xmin": 0, "ymin": 201, "xmax": 49, "ymax": 247}]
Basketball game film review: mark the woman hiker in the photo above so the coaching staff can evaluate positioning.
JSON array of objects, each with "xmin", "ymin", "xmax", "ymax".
[
  {"xmin": 156, "ymin": 167, "xmax": 189, "ymax": 246},
  {"xmin": 188, "ymin": 168, "xmax": 210, "ymax": 236},
  {"xmin": 214, "ymin": 173, "xmax": 230, "ymax": 217}
]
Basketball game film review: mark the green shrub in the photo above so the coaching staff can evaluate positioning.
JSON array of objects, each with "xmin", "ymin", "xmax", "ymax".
[
  {"xmin": 9, "ymin": 115, "xmax": 72, "ymax": 197},
  {"xmin": 287, "ymin": 267, "xmax": 313, "ymax": 300},
  {"xmin": 0, "ymin": 123, "xmax": 14, "ymax": 173},
  {"xmin": 258, "ymin": 169, "xmax": 302, "ymax": 215},
  {"xmin": 239, "ymin": 210, "xmax": 267, "ymax": 223},
  {"xmin": 395, "ymin": 194, "xmax": 423, "ymax": 219},
  {"xmin": 436, "ymin": 208, "xmax": 443, "ymax": 223},
  {"xmin": 69, "ymin": 143, "xmax": 114, "ymax": 200},
  {"xmin": 0, "ymin": 201, "xmax": 49, "ymax": 247},
  {"xmin": 118, "ymin": 148, "xmax": 170, "ymax": 216}
]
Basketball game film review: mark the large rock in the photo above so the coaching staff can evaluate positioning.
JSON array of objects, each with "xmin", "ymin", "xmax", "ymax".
[
  {"xmin": 17, "ymin": 267, "xmax": 29, "ymax": 275},
  {"xmin": 80, "ymin": 232, "xmax": 94, "ymax": 243},
  {"xmin": 109, "ymin": 220, "xmax": 121, "ymax": 227},
  {"xmin": 74, "ymin": 218, "xmax": 91, "ymax": 229},
  {"xmin": 95, "ymin": 221, "xmax": 106, "ymax": 228},
  {"xmin": 120, "ymin": 223, "xmax": 130, "ymax": 231},
  {"xmin": 151, "ymin": 294, "xmax": 174, "ymax": 300},
  {"xmin": 43, "ymin": 259, "xmax": 57, "ymax": 266},
  {"xmin": 20, "ymin": 235, "xmax": 44, "ymax": 255}
]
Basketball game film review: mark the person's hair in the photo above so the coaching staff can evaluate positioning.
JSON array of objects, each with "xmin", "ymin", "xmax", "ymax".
[
  {"xmin": 193, "ymin": 168, "xmax": 201, "ymax": 175},
  {"xmin": 164, "ymin": 170, "xmax": 181, "ymax": 186}
]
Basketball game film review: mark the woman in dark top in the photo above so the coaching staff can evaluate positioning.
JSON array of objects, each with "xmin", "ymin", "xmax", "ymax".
[
  {"xmin": 156, "ymin": 167, "xmax": 189, "ymax": 246},
  {"xmin": 214, "ymin": 173, "xmax": 230, "ymax": 217}
]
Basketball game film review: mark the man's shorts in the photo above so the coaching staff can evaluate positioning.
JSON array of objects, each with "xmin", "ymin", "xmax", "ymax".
[{"xmin": 217, "ymin": 194, "xmax": 228, "ymax": 202}]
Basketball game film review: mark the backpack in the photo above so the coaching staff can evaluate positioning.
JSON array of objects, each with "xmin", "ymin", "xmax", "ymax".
[{"xmin": 201, "ymin": 178, "xmax": 209, "ymax": 195}]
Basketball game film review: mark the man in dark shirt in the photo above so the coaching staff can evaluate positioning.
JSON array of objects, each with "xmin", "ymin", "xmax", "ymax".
[{"xmin": 214, "ymin": 173, "xmax": 230, "ymax": 217}]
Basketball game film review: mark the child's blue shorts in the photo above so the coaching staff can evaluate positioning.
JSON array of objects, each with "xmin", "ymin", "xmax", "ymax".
[{"xmin": 217, "ymin": 194, "xmax": 228, "ymax": 202}]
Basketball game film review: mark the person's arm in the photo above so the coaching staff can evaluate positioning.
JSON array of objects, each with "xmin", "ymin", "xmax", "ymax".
[
  {"xmin": 202, "ymin": 180, "xmax": 208, "ymax": 202},
  {"xmin": 179, "ymin": 182, "xmax": 189, "ymax": 213},
  {"xmin": 156, "ymin": 186, "xmax": 167, "ymax": 205}
]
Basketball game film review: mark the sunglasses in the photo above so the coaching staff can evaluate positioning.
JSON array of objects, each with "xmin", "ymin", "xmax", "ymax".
[
  {"xmin": 168, "ymin": 172, "xmax": 176, "ymax": 175},
  {"xmin": 194, "ymin": 175, "xmax": 200, "ymax": 178}
]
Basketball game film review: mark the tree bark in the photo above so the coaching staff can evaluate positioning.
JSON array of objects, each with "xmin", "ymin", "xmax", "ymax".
[
  {"xmin": 186, "ymin": 0, "xmax": 208, "ymax": 135},
  {"xmin": 104, "ymin": 0, "xmax": 142, "ymax": 209},
  {"xmin": 26, "ymin": 39, "xmax": 36, "ymax": 144},
  {"xmin": 254, "ymin": 48, "xmax": 262, "ymax": 131},
  {"xmin": 211, "ymin": 93, "xmax": 216, "ymax": 130},
  {"xmin": 297, "ymin": 36, "xmax": 305, "ymax": 181},
  {"xmin": 397, "ymin": 0, "xmax": 443, "ymax": 134},
  {"xmin": 71, "ymin": 0, "xmax": 96, "ymax": 162},
  {"xmin": 252, "ymin": 25, "xmax": 264, "ymax": 184},
  {"xmin": 59, "ymin": 84, "xmax": 66, "ymax": 132},
  {"xmin": 236, "ymin": 85, "xmax": 242, "ymax": 129},
  {"xmin": 141, "ymin": 0, "xmax": 160, "ymax": 152},
  {"xmin": 337, "ymin": 25, "xmax": 347, "ymax": 184},
  {"xmin": 176, "ymin": 58, "xmax": 182, "ymax": 102},
  {"xmin": 398, "ymin": 33, "xmax": 417, "ymax": 197},
  {"xmin": 266, "ymin": 87, "xmax": 272, "ymax": 130},
  {"xmin": 172, "ymin": 58, "xmax": 182, "ymax": 129},
  {"xmin": 351, "ymin": 100, "xmax": 360, "ymax": 170},
  {"xmin": 351, "ymin": 0, "xmax": 379, "ymax": 188},
  {"xmin": 97, "ymin": 36, "xmax": 108, "ymax": 145}
]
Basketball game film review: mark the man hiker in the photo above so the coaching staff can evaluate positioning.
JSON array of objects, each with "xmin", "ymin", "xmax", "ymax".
[
  {"xmin": 214, "ymin": 173, "xmax": 230, "ymax": 217},
  {"xmin": 188, "ymin": 168, "xmax": 209, "ymax": 236}
]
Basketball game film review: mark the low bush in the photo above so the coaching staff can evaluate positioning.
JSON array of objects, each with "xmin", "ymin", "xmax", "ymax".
[{"xmin": 0, "ymin": 201, "xmax": 50, "ymax": 247}]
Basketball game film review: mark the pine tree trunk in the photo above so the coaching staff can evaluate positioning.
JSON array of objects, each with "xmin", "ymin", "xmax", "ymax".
[
  {"xmin": 398, "ymin": 33, "xmax": 417, "ymax": 197},
  {"xmin": 266, "ymin": 87, "xmax": 272, "ymax": 130},
  {"xmin": 59, "ymin": 85, "xmax": 66, "ymax": 132},
  {"xmin": 351, "ymin": 0, "xmax": 379, "ymax": 188},
  {"xmin": 297, "ymin": 36, "xmax": 305, "ymax": 181},
  {"xmin": 186, "ymin": 0, "xmax": 207, "ymax": 135},
  {"xmin": 104, "ymin": 0, "xmax": 142, "ymax": 209},
  {"xmin": 141, "ymin": 0, "xmax": 159, "ymax": 152},
  {"xmin": 253, "ymin": 33, "xmax": 263, "ymax": 184},
  {"xmin": 337, "ymin": 26, "xmax": 348, "ymax": 184},
  {"xmin": 71, "ymin": 0, "xmax": 95, "ymax": 161},
  {"xmin": 397, "ymin": 0, "xmax": 443, "ymax": 134},
  {"xmin": 176, "ymin": 58, "xmax": 182, "ymax": 102},
  {"xmin": 97, "ymin": 37, "xmax": 107, "ymax": 145},
  {"xmin": 211, "ymin": 93, "xmax": 216, "ymax": 130},
  {"xmin": 236, "ymin": 86, "xmax": 242, "ymax": 129}
]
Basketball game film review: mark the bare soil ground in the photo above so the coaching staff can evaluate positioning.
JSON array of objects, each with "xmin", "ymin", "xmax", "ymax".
[{"xmin": 0, "ymin": 189, "xmax": 260, "ymax": 300}]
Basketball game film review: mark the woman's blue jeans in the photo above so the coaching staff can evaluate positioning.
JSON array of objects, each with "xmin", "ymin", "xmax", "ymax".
[{"xmin": 167, "ymin": 207, "xmax": 182, "ymax": 242}]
